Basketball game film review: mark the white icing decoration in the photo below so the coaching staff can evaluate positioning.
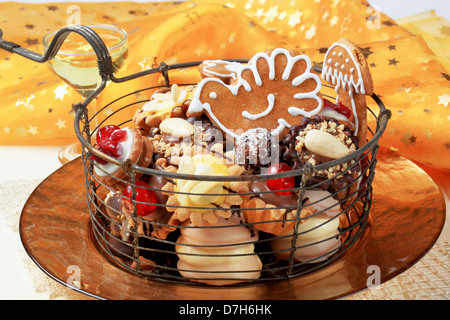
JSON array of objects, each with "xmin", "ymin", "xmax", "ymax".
[
  {"xmin": 94, "ymin": 128, "xmax": 134, "ymax": 177},
  {"xmin": 209, "ymin": 92, "xmax": 217, "ymax": 99},
  {"xmin": 242, "ymin": 94, "xmax": 275, "ymax": 120},
  {"xmin": 321, "ymin": 42, "xmax": 367, "ymax": 136},
  {"xmin": 201, "ymin": 60, "xmax": 241, "ymax": 80},
  {"xmin": 274, "ymin": 119, "xmax": 292, "ymax": 137},
  {"xmin": 189, "ymin": 49, "xmax": 323, "ymax": 139}
]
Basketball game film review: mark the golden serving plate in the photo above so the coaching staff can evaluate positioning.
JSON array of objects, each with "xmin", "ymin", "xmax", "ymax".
[{"xmin": 19, "ymin": 147, "xmax": 446, "ymax": 300}]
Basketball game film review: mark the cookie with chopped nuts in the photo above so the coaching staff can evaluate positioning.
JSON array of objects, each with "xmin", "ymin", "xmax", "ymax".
[
  {"xmin": 147, "ymin": 115, "xmax": 228, "ymax": 170},
  {"xmin": 280, "ymin": 115, "xmax": 361, "ymax": 201},
  {"xmin": 133, "ymin": 84, "xmax": 196, "ymax": 134}
]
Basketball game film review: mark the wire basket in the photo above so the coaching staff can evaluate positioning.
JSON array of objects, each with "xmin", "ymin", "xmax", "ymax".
[{"xmin": 1, "ymin": 25, "xmax": 391, "ymax": 286}]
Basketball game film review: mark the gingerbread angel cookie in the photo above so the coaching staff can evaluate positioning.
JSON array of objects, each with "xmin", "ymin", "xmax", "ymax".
[
  {"xmin": 321, "ymin": 38, "xmax": 373, "ymax": 145},
  {"xmin": 188, "ymin": 48, "xmax": 323, "ymax": 139}
]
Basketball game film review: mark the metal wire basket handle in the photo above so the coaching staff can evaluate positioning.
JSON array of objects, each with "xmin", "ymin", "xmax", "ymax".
[
  {"xmin": 0, "ymin": 24, "xmax": 256, "ymax": 149},
  {"xmin": 0, "ymin": 25, "xmax": 249, "ymax": 101},
  {"xmin": 1, "ymin": 26, "xmax": 111, "ymax": 104},
  {"xmin": 0, "ymin": 24, "xmax": 392, "ymax": 178}
]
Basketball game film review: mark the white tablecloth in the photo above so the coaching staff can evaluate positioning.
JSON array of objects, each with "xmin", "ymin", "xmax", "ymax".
[{"xmin": 0, "ymin": 146, "xmax": 64, "ymax": 299}]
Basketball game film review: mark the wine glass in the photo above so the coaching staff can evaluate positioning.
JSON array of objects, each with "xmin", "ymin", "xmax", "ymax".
[{"xmin": 42, "ymin": 24, "xmax": 128, "ymax": 163}]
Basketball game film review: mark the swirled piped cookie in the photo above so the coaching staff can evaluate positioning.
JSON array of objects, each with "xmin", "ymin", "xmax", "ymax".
[{"xmin": 176, "ymin": 211, "xmax": 262, "ymax": 285}]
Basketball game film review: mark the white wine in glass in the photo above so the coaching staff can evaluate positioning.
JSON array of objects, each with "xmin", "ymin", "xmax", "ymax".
[
  {"xmin": 43, "ymin": 24, "xmax": 128, "ymax": 99},
  {"xmin": 42, "ymin": 24, "xmax": 128, "ymax": 163}
]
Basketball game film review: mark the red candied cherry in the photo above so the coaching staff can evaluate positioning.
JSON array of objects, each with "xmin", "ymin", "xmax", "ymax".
[
  {"xmin": 266, "ymin": 163, "xmax": 295, "ymax": 196},
  {"xmin": 90, "ymin": 125, "xmax": 128, "ymax": 164},
  {"xmin": 96, "ymin": 125, "xmax": 120, "ymax": 144},
  {"xmin": 335, "ymin": 101, "xmax": 352, "ymax": 119},
  {"xmin": 123, "ymin": 180, "xmax": 158, "ymax": 216},
  {"xmin": 323, "ymin": 98, "xmax": 352, "ymax": 119},
  {"xmin": 102, "ymin": 129, "xmax": 127, "ymax": 158},
  {"xmin": 90, "ymin": 153, "xmax": 107, "ymax": 165},
  {"xmin": 323, "ymin": 98, "xmax": 335, "ymax": 109}
]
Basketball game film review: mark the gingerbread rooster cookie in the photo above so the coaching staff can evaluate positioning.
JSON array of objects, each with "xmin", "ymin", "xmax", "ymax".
[
  {"xmin": 188, "ymin": 49, "xmax": 323, "ymax": 139},
  {"xmin": 321, "ymin": 38, "xmax": 373, "ymax": 144}
]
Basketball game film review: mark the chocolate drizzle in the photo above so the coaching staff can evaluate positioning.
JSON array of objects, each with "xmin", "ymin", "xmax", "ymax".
[
  {"xmin": 250, "ymin": 180, "xmax": 298, "ymax": 208},
  {"xmin": 141, "ymin": 165, "xmax": 173, "ymax": 222},
  {"xmin": 230, "ymin": 205, "xmax": 256, "ymax": 238}
]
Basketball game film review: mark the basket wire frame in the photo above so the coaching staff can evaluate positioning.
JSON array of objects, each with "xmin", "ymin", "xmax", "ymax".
[
  {"xmin": 79, "ymin": 75, "xmax": 387, "ymax": 286},
  {"xmin": 0, "ymin": 25, "xmax": 390, "ymax": 286}
]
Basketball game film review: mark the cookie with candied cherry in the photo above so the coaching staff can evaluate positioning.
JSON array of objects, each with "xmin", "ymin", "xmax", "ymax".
[{"xmin": 90, "ymin": 125, "xmax": 154, "ymax": 191}]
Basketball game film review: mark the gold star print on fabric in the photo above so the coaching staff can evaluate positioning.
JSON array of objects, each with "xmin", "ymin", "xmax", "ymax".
[
  {"xmin": 27, "ymin": 125, "xmax": 38, "ymax": 136},
  {"xmin": 0, "ymin": 0, "xmax": 449, "ymax": 171},
  {"xmin": 388, "ymin": 58, "xmax": 399, "ymax": 66},
  {"xmin": 438, "ymin": 94, "xmax": 450, "ymax": 107},
  {"xmin": 15, "ymin": 95, "xmax": 35, "ymax": 111},
  {"xmin": 54, "ymin": 85, "xmax": 69, "ymax": 101},
  {"xmin": 388, "ymin": 44, "xmax": 396, "ymax": 51},
  {"xmin": 55, "ymin": 119, "xmax": 66, "ymax": 130}
]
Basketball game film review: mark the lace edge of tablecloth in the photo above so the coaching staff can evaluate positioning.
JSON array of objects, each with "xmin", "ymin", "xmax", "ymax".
[
  {"xmin": 1, "ymin": 179, "xmax": 449, "ymax": 300},
  {"xmin": 0, "ymin": 179, "xmax": 92, "ymax": 300},
  {"xmin": 344, "ymin": 240, "xmax": 450, "ymax": 300}
]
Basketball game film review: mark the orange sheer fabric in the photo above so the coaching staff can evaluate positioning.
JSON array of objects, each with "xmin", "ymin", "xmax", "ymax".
[{"xmin": 0, "ymin": 0, "xmax": 448, "ymax": 171}]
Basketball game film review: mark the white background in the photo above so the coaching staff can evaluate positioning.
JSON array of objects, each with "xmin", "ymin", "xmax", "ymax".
[
  {"xmin": 0, "ymin": 0, "xmax": 449, "ymax": 300},
  {"xmin": 0, "ymin": 0, "xmax": 448, "ymax": 19},
  {"xmin": 369, "ymin": 0, "xmax": 449, "ymax": 19}
]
